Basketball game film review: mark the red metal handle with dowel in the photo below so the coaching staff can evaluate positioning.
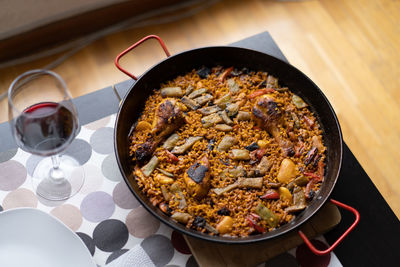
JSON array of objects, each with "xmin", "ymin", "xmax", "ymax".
[
  {"xmin": 298, "ymin": 199, "xmax": 360, "ymax": 256},
  {"xmin": 115, "ymin": 35, "xmax": 170, "ymax": 80}
]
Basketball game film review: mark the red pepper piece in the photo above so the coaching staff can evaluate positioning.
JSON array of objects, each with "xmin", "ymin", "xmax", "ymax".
[
  {"xmin": 305, "ymin": 178, "xmax": 317, "ymax": 199},
  {"xmin": 246, "ymin": 216, "xmax": 265, "ymax": 233},
  {"xmin": 304, "ymin": 172, "xmax": 322, "ymax": 182},
  {"xmin": 250, "ymin": 213, "xmax": 261, "ymax": 220},
  {"xmin": 303, "ymin": 116, "xmax": 315, "ymax": 128},
  {"xmin": 317, "ymin": 161, "xmax": 325, "ymax": 178},
  {"xmin": 219, "ymin": 66, "xmax": 234, "ymax": 81},
  {"xmin": 260, "ymin": 189, "xmax": 279, "ymax": 200},
  {"xmin": 248, "ymin": 88, "xmax": 275, "ymax": 99},
  {"xmin": 256, "ymin": 148, "xmax": 267, "ymax": 160},
  {"xmin": 165, "ymin": 150, "xmax": 179, "ymax": 163}
]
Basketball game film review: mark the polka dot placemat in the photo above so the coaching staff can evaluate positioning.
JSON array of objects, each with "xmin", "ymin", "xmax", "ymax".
[{"xmin": 0, "ymin": 115, "xmax": 342, "ymax": 266}]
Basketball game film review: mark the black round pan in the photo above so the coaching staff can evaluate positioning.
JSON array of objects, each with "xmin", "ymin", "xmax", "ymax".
[{"xmin": 114, "ymin": 36, "xmax": 358, "ymax": 250}]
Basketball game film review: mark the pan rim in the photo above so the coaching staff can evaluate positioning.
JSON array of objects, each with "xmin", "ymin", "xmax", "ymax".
[{"xmin": 114, "ymin": 45, "xmax": 343, "ymax": 244}]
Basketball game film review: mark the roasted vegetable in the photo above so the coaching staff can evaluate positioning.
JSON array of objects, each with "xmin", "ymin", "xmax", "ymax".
[
  {"xmin": 214, "ymin": 93, "xmax": 231, "ymax": 109},
  {"xmin": 219, "ymin": 110, "xmax": 233, "ymax": 125},
  {"xmin": 230, "ymin": 149, "xmax": 250, "ymax": 160},
  {"xmin": 171, "ymin": 212, "xmax": 192, "ymax": 224},
  {"xmin": 260, "ymin": 189, "xmax": 279, "ymax": 200},
  {"xmin": 212, "ymin": 177, "xmax": 263, "ymax": 195},
  {"xmin": 227, "ymin": 78, "xmax": 240, "ymax": 93},
  {"xmin": 194, "ymin": 94, "xmax": 214, "ymax": 106},
  {"xmin": 201, "ymin": 113, "xmax": 223, "ymax": 128},
  {"xmin": 161, "ymin": 87, "xmax": 184, "ymax": 97},
  {"xmin": 162, "ymin": 133, "xmax": 179, "ymax": 151},
  {"xmin": 278, "ymin": 187, "xmax": 293, "ymax": 202},
  {"xmin": 217, "ymin": 135, "xmax": 238, "ymax": 151},
  {"xmin": 170, "ymin": 182, "xmax": 187, "ymax": 209},
  {"xmin": 171, "ymin": 136, "xmax": 203, "ymax": 154},
  {"xmin": 154, "ymin": 174, "xmax": 174, "ymax": 185},
  {"xmin": 255, "ymin": 203, "xmax": 279, "ymax": 228},
  {"xmin": 219, "ymin": 66, "xmax": 234, "ymax": 81},
  {"xmin": 277, "ymin": 158, "xmax": 297, "ymax": 183},
  {"xmin": 188, "ymin": 88, "xmax": 208, "ymax": 99},
  {"xmin": 246, "ymin": 215, "xmax": 265, "ymax": 233},
  {"xmin": 294, "ymin": 176, "xmax": 309, "ymax": 186},
  {"xmin": 216, "ymin": 216, "xmax": 234, "ymax": 234},
  {"xmin": 236, "ymin": 111, "xmax": 251, "ymax": 121},
  {"xmin": 198, "ymin": 105, "xmax": 221, "ymax": 115},
  {"xmin": 256, "ymin": 156, "xmax": 271, "ymax": 175},
  {"xmin": 225, "ymin": 103, "xmax": 239, "ymax": 117},
  {"xmin": 292, "ymin": 94, "xmax": 308, "ymax": 108},
  {"xmin": 181, "ymin": 96, "xmax": 200, "ymax": 110},
  {"xmin": 215, "ymin": 124, "xmax": 233, "ymax": 132},
  {"xmin": 141, "ymin": 156, "xmax": 159, "ymax": 177}
]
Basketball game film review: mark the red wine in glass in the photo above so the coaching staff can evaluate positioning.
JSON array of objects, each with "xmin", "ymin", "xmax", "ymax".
[
  {"xmin": 8, "ymin": 69, "xmax": 84, "ymax": 201},
  {"xmin": 15, "ymin": 102, "xmax": 77, "ymax": 156}
]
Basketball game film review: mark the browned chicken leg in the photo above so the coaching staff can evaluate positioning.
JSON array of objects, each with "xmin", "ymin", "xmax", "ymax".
[
  {"xmin": 134, "ymin": 98, "xmax": 185, "ymax": 163},
  {"xmin": 252, "ymin": 95, "xmax": 294, "ymax": 156}
]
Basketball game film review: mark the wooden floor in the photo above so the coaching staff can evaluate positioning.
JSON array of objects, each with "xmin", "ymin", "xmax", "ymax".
[{"xmin": 1, "ymin": 0, "xmax": 399, "ymax": 218}]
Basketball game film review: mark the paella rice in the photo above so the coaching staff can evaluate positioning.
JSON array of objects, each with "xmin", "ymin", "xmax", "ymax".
[{"xmin": 129, "ymin": 66, "xmax": 326, "ymax": 237}]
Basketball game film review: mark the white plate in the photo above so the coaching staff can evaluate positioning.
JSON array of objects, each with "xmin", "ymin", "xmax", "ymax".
[{"xmin": 0, "ymin": 208, "xmax": 96, "ymax": 267}]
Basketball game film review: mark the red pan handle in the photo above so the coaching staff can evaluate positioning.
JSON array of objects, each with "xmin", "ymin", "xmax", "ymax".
[
  {"xmin": 115, "ymin": 35, "xmax": 171, "ymax": 80},
  {"xmin": 298, "ymin": 199, "xmax": 360, "ymax": 256}
]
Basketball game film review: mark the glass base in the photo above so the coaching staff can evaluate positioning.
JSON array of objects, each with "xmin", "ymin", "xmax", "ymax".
[{"xmin": 32, "ymin": 155, "xmax": 84, "ymax": 201}]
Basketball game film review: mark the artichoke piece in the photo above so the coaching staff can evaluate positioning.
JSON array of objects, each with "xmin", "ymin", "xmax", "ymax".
[
  {"xmin": 171, "ymin": 136, "xmax": 203, "ymax": 154},
  {"xmin": 214, "ymin": 93, "xmax": 232, "ymax": 109},
  {"xmin": 217, "ymin": 135, "xmax": 237, "ymax": 152},
  {"xmin": 162, "ymin": 133, "xmax": 179, "ymax": 151},
  {"xmin": 227, "ymin": 78, "xmax": 240, "ymax": 94},
  {"xmin": 141, "ymin": 156, "xmax": 159, "ymax": 177},
  {"xmin": 215, "ymin": 124, "xmax": 233, "ymax": 132},
  {"xmin": 292, "ymin": 94, "xmax": 308, "ymax": 108}
]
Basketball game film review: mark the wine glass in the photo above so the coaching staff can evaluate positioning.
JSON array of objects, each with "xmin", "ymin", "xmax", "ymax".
[{"xmin": 8, "ymin": 69, "xmax": 84, "ymax": 201}]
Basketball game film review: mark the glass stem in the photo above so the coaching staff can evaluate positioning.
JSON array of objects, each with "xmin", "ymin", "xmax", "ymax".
[{"xmin": 49, "ymin": 155, "xmax": 64, "ymax": 181}]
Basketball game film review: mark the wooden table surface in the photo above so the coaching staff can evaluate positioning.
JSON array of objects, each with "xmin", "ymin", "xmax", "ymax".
[{"xmin": 1, "ymin": 0, "xmax": 399, "ymax": 222}]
